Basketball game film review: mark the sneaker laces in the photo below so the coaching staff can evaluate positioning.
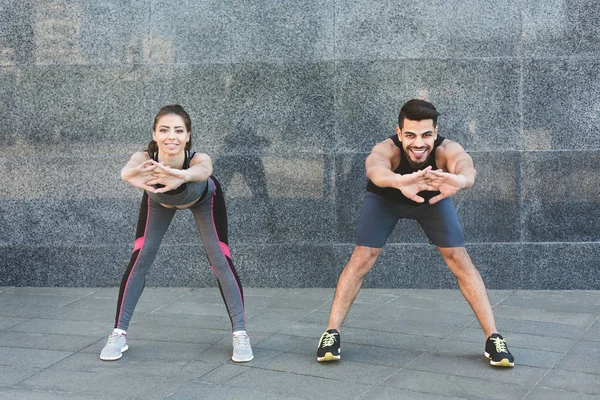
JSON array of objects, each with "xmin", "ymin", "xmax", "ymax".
[
  {"xmin": 320, "ymin": 332, "xmax": 336, "ymax": 348},
  {"xmin": 491, "ymin": 336, "xmax": 507, "ymax": 353},
  {"xmin": 233, "ymin": 333, "xmax": 250, "ymax": 348},
  {"xmin": 106, "ymin": 332, "xmax": 122, "ymax": 346}
]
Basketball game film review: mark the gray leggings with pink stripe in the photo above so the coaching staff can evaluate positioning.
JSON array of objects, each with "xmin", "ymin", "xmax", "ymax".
[{"xmin": 114, "ymin": 176, "xmax": 246, "ymax": 332}]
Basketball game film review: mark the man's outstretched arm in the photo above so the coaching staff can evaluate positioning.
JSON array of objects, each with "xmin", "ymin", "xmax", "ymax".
[{"xmin": 426, "ymin": 141, "xmax": 477, "ymax": 204}]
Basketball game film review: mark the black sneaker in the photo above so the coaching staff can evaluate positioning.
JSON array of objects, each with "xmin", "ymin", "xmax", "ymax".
[
  {"xmin": 317, "ymin": 329, "xmax": 341, "ymax": 362},
  {"xmin": 485, "ymin": 333, "xmax": 514, "ymax": 367}
]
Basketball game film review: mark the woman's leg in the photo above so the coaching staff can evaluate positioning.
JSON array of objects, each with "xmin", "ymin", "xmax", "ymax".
[
  {"xmin": 114, "ymin": 193, "xmax": 176, "ymax": 331},
  {"xmin": 190, "ymin": 177, "xmax": 246, "ymax": 332}
]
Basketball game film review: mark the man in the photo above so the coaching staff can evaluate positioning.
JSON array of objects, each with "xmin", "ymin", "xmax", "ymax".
[{"xmin": 317, "ymin": 99, "xmax": 514, "ymax": 367}]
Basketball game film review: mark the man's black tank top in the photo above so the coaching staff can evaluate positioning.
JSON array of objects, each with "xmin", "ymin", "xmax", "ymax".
[{"xmin": 366, "ymin": 135, "xmax": 446, "ymax": 206}]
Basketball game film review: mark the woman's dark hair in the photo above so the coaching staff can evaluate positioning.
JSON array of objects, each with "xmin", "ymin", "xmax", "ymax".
[
  {"xmin": 398, "ymin": 99, "xmax": 440, "ymax": 129},
  {"xmin": 146, "ymin": 104, "xmax": 192, "ymax": 153}
]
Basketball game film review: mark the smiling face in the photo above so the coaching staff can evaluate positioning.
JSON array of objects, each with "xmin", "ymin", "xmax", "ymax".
[
  {"xmin": 152, "ymin": 114, "xmax": 190, "ymax": 156},
  {"xmin": 396, "ymin": 118, "xmax": 438, "ymax": 168}
]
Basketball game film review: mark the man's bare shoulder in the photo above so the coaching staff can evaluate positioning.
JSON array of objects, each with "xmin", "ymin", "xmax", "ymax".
[
  {"xmin": 436, "ymin": 138, "xmax": 466, "ymax": 155},
  {"xmin": 372, "ymin": 137, "xmax": 400, "ymax": 155}
]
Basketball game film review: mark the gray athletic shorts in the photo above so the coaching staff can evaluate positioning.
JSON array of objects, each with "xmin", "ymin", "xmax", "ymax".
[{"xmin": 355, "ymin": 192, "xmax": 465, "ymax": 248}]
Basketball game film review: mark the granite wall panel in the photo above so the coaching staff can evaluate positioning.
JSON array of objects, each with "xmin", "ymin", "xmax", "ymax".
[
  {"xmin": 335, "ymin": 60, "xmax": 522, "ymax": 152},
  {"xmin": 522, "ymin": 0, "xmax": 600, "ymax": 57},
  {"xmin": 334, "ymin": 0, "xmax": 521, "ymax": 60},
  {"xmin": 524, "ymin": 59, "xmax": 600, "ymax": 150},
  {"xmin": 523, "ymin": 151, "xmax": 600, "ymax": 242},
  {"xmin": 1, "ymin": 0, "xmax": 599, "ymax": 288}
]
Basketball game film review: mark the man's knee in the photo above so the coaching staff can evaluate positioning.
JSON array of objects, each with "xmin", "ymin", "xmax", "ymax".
[
  {"xmin": 344, "ymin": 246, "xmax": 381, "ymax": 277},
  {"xmin": 438, "ymin": 247, "xmax": 477, "ymax": 275}
]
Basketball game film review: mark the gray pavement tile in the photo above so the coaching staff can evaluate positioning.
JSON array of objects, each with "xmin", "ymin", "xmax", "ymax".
[
  {"xmin": 3, "ymin": 287, "xmax": 99, "ymax": 297},
  {"xmin": 538, "ymin": 369, "xmax": 600, "ymax": 395},
  {"xmin": 241, "ymin": 288, "xmax": 288, "ymax": 297},
  {"xmin": 0, "ymin": 331, "xmax": 99, "ymax": 352},
  {"xmin": 16, "ymin": 369, "xmax": 168, "ymax": 397},
  {"xmin": 345, "ymin": 314, "xmax": 463, "ymax": 338},
  {"xmin": 0, "ymin": 365, "xmax": 41, "ymax": 387},
  {"xmin": 127, "ymin": 325, "xmax": 229, "ymax": 344},
  {"xmin": 160, "ymin": 381, "xmax": 305, "ymax": 400},
  {"xmin": 568, "ymin": 339, "xmax": 600, "ymax": 356},
  {"xmin": 0, "ymin": 304, "xmax": 60, "ymax": 318},
  {"xmin": 93, "ymin": 286, "xmax": 191, "ymax": 297},
  {"xmin": 554, "ymin": 341, "xmax": 600, "ymax": 375},
  {"xmin": 581, "ymin": 320, "xmax": 600, "ymax": 342},
  {"xmin": 406, "ymin": 353, "xmax": 547, "ymax": 386},
  {"xmin": 0, "ymin": 389, "xmax": 118, "ymax": 400},
  {"xmin": 510, "ymin": 347, "xmax": 564, "ymax": 369},
  {"xmin": 555, "ymin": 352, "xmax": 600, "ymax": 375},
  {"xmin": 381, "ymin": 369, "xmax": 529, "ymax": 400},
  {"xmin": 81, "ymin": 338, "xmax": 212, "ymax": 363},
  {"xmin": 154, "ymin": 301, "xmax": 231, "ymax": 317},
  {"xmin": 285, "ymin": 320, "xmax": 333, "ymax": 339},
  {"xmin": 40, "ymin": 296, "xmax": 160, "ymax": 322},
  {"xmin": 407, "ymin": 289, "xmax": 514, "ymax": 305},
  {"xmin": 223, "ymin": 368, "xmax": 372, "ymax": 399},
  {"xmin": 369, "ymin": 305, "xmax": 477, "ymax": 327},
  {"xmin": 277, "ymin": 288, "xmax": 338, "ymax": 301},
  {"xmin": 252, "ymin": 333, "xmax": 316, "ymax": 355},
  {"xmin": 508, "ymin": 290, "xmax": 600, "ymax": 305},
  {"xmin": 0, "ymin": 317, "xmax": 28, "ymax": 331},
  {"xmin": 0, "ymin": 292, "xmax": 85, "ymax": 307},
  {"xmin": 195, "ymin": 364, "xmax": 253, "ymax": 384},
  {"xmin": 257, "ymin": 352, "xmax": 400, "ymax": 385},
  {"xmin": 192, "ymin": 342, "xmax": 236, "ymax": 363},
  {"xmin": 260, "ymin": 297, "xmax": 331, "ymax": 311},
  {"xmin": 7, "ymin": 318, "xmax": 110, "ymax": 336},
  {"xmin": 339, "ymin": 343, "xmax": 424, "ymax": 368},
  {"xmin": 50, "ymin": 352, "xmax": 189, "ymax": 377},
  {"xmin": 297, "ymin": 309, "xmax": 330, "ymax": 325},
  {"xmin": 342, "ymin": 326, "xmax": 442, "ymax": 352},
  {"xmin": 523, "ymin": 387, "xmax": 600, "ymax": 400},
  {"xmin": 246, "ymin": 308, "xmax": 314, "ymax": 332},
  {"xmin": 243, "ymin": 294, "xmax": 280, "ymax": 309},
  {"xmin": 498, "ymin": 293, "xmax": 600, "ymax": 314},
  {"xmin": 0, "ymin": 347, "xmax": 72, "ymax": 368},
  {"xmin": 477, "ymin": 317, "xmax": 591, "ymax": 339},
  {"xmin": 134, "ymin": 312, "xmax": 231, "ymax": 329},
  {"xmin": 386, "ymin": 295, "xmax": 475, "ymax": 315},
  {"xmin": 358, "ymin": 385, "xmax": 469, "ymax": 400},
  {"xmin": 491, "ymin": 305, "xmax": 598, "ymax": 326}
]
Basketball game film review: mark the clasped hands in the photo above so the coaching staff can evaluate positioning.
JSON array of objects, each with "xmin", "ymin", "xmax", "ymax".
[
  {"xmin": 127, "ymin": 160, "xmax": 186, "ymax": 193},
  {"xmin": 395, "ymin": 166, "xmax": 465, "ymax": 204}
]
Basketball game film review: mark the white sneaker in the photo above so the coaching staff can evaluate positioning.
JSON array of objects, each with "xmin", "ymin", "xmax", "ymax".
[
  {"xmin": 100, "ymin": 330, "xmax": 129, "ymax": 361},
  {"xmin": 232, "ymin": 330, "xmax": 254, "ymax": 362}
]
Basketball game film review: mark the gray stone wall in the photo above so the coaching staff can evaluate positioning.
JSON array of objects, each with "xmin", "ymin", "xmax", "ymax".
[{"xmin": 1, "ymin": 0, "xmax": 599, "ymax": 288}]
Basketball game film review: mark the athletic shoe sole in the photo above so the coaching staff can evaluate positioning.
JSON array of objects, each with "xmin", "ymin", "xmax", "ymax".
[
  {"xmin": 317, "ymin": 352, "xmax": 341, "ymax": 362},
  {"xmin": 484, "ymin": 351, "xmax": 514, "ymax": 367},
  {"xmin": 100, "ymin": 344, "xmax": 129, "ymax": 361},
  {"xmin": 232, "ymin": 354, "xmax": 254, "ymax": 363}
]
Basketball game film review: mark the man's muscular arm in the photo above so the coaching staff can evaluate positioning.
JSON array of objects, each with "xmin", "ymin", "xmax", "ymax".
[
  {"xmin": 366, "ymin": 139, "xmax": 436, "ymax": 203},
  {"xmin": 426, "ymin": 140, "xmax": 476, "ymax": 204}
]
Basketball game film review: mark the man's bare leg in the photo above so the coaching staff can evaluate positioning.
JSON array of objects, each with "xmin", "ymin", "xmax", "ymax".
[
  {"xmin": 437, "ymin": 246, "xmax": 497, "ymax": 338},
  {"xmin": 327, "ymin": 246, "xmax": 381, "ymax": 331}
]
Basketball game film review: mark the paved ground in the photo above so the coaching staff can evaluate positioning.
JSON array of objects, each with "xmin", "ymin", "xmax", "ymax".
[{"xmin": 0, "ymin": 287, "xmax": 599, "ymax": 399}]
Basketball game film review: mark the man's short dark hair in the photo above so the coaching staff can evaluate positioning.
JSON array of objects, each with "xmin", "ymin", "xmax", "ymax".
[{"xmin": 398, "ymin": 99, "xmax": 440, "ymax": 129}]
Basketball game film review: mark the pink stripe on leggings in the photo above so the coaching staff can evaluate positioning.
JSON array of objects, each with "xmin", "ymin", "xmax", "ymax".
[
  {"xmin": 116, "ymin": 195, "xmax": 150, "ymax": 328},
  {"xmin": 209, "ymin": 178, "xmax": 246, "ymax": 325}
]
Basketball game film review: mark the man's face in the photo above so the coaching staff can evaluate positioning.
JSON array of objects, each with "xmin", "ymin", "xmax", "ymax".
[{"xmin": 396, "ymin": 118, "xmax": 438, "ymax": 168}]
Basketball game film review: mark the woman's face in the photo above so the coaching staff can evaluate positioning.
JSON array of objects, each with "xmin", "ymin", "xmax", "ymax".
[{"xmin": 152, "ymin": 114, "xmax": 190, "ymax": 155}]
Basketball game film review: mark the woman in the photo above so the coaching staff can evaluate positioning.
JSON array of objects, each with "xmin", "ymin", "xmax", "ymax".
[{"xmin": 100, "ymin": 104, "xmax": 253, "ymax": 362}]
